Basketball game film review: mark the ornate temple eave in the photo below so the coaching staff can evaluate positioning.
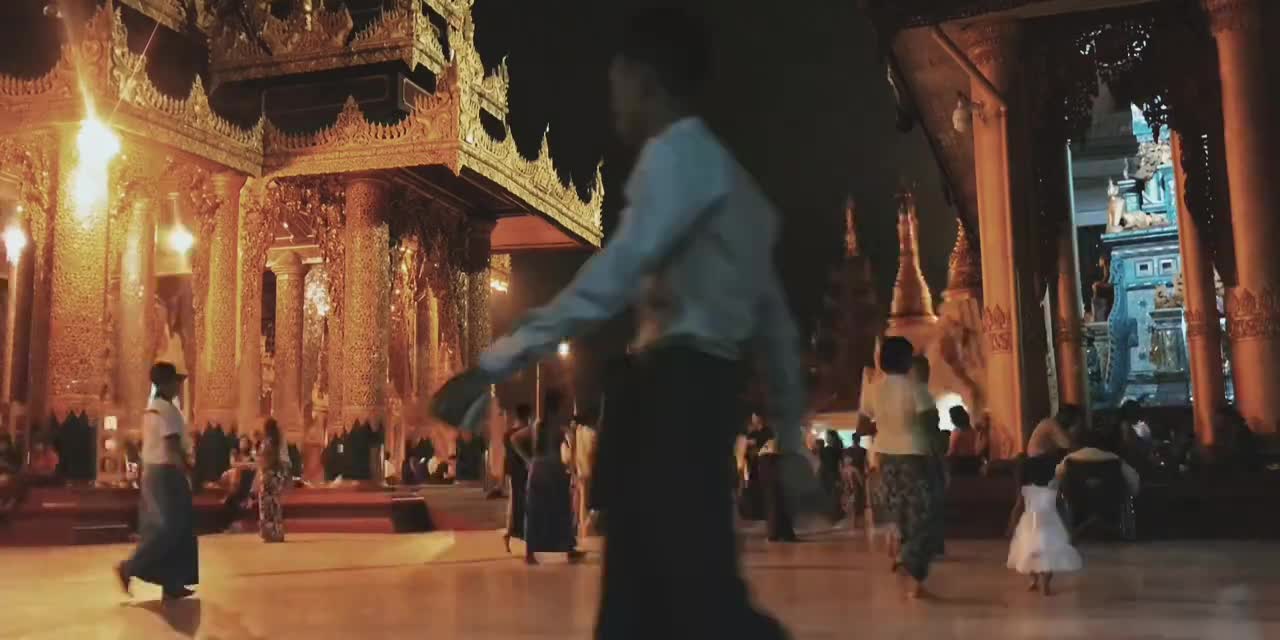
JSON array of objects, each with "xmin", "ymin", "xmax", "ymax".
[
  {"xmin": 264, "ymin": 94, "xmax": 603, "ymax": 247},
  {"xmin": 118, "ymin": 0, "xmax": 186, "ymax": 32},
  {"xmin": 0, "ymin": 5, "xmax": 265, "ymax": 176},
  {"xmin": 458, "ymin": 133, "xmax": 604, "ymax": 247},
  {"xmin": 208, "ymin": 3, "xmax": 449, "ymax": 90}
]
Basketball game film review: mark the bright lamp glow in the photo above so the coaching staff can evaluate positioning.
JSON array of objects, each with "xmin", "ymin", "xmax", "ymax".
[
  {"xmin": 168, "ymin": 223, "xmax": 195, "ymax": 255},
  {"xmin": 490, "ymin": 277, "xmax": 508, "ymax": 293},
  {"xmin": 557, "ymin": 341, "xmax": 570, "ymax": 358},
  {"xmin": 72, "ymin": 115, "xmax": 121, "ymax": 215},
  {"xmin": 3, "ymin": 225, "xmax": 26, "ymax": 266}
]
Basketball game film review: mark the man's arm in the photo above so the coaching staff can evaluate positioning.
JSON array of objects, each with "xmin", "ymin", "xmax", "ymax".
[
  {"xmin": 753, "ymin": 268, "xmax": 806, "ymax": 454},
  {"xmin": 479, "ymin": 136, "xmax": 729, "ymax": 379}
]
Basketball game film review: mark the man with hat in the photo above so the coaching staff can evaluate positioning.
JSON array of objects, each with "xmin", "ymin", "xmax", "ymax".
[{"xmin": 115, "ymin": 361, "xmax": 198, "ymax": 600}]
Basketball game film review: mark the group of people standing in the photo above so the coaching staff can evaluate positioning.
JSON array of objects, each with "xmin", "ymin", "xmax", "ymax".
[{"xmin": 501, "ymin": 391, "xmax": 590, "ymax": 565}]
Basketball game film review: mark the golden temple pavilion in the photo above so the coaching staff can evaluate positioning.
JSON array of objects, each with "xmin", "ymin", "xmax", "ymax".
[{"xmin": 0, "ymin": 0, "xmax": 602, "ymax": 482}]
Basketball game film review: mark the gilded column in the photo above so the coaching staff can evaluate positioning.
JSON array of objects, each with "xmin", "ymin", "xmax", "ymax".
[
  {"xmin": 1050, "ymin": 146, "xmax": 1087, "ymax": 409},
  {"xmin": 1172, "ymin": 133, "xmax": 1227, "ymax": 445},
  {"xmin": 47, "ymin": 128, "xmax": 112, "ymax": 420},
  {"xmin": 3, "ymin": 218, "xmax": 34, "ymax": 433},
  {"xmin": 117, "ymin": 194, "xmax": 156, "ymax": 439},
  {"xmin": 197, "ymin": 173, "xmax": 244, "ymax": 429},
  {"xmin": 1206, "ymin": 0, "xmax": 1280, "ymax": 435},
  {"xmin": 958, "ymin": 20, "xmax": 1037, "ymax": 459},
  {"xmin": 237, "ymin": 182, "xmax": 270, "ymax": 432},
  {"xmin": 270, "ymin": 251, "xmax": 306, "ymax": 447},
  {"xmin": 341, "ymin": 175, "xmax": 391, "ymax": 428}
]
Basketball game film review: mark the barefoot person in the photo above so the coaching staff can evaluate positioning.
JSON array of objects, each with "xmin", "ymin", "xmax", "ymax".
[
  {"xmin": 115, "ymin": 362, "xmax": 198, "ymax": 600},
  {"xmin": 438, "ymin": 9, "xmax": 808, "ymax": 637}
]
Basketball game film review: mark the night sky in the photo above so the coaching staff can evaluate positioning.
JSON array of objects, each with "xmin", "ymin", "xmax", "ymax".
[{"xmin": 470, "ymin": 1, "xmax": 958, "ymax": 403}]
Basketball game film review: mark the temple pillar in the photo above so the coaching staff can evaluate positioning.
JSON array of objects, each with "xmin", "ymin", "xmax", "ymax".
[
  {"xmin": 465, "ymin": 217, "xmax": 496, "ymax": 366},
  {"xmin": 1050, "ymin": 146, "xmax": 1087, "ymax": 410},
  {"xmin": 3, "ymin": 218, "xmax": 34, "ymax": 431},
  {"xmin": 117, "ymin": 194, "xmax": 156, "ymax": 441},
  {"xmin": 341, "ymin": 175, "xmax": 391, "ymax": 429},
  {"xmin": 1206, "ymin": 0, "xmax": 1280, "ymax": 435},
  {"xmin": 47, "ymin": 128, "xmax": 112, "ymax": 422},
  {"xmin": 196, "ymin": 173, "xmax": 243, "ymax": 429},
  {"xmin": 957, "ymin": 20, "xmax": 1039, "ymax": 458},
  {"xmin": 1172, "ymin": 133, "xmax": 1227, "ymax": 446},
  {"xmin": 270, "ymin": 251, "xmax": 307, "ymax": 448},
  {"xmin": 237, "ymin": 183, "xmax": 269, "ymax": 432}
]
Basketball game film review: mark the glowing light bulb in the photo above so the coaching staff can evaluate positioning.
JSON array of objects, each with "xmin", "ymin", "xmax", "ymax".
[
  {"xmin": 489, "ymin": 278, "xmax": 508, "ymax": 293},
  {"xmin": 557, "ymin": 341, "xmax": 570, "ymax": 358},
  {"xmin": 169, "ymin": 223, "xmax": 195, "ymax": 255},
  {"xmin": 72, "ymin": 115, "xmax": 121, "ymax": 215},
  {"xmin": 3, "ymin": 225, "xmax": 26, "ymax": 266}
]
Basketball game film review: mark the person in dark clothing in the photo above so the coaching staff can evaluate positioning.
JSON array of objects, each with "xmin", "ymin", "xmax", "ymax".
[
  {"xmin": 757, "ymin": 447, "xmax": 797, "ymax": 542},
  {"xmin": 521, "ymin": 391, "xmax": 585, "ymax": 565},
  {"xmin": 503, "ymin": 404, "xmax": 533, "ymax": 553}
]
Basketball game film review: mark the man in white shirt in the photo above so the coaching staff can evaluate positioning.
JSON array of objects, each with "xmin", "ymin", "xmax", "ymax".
[
  {"xmin": 455, "ymin": 9, "xmax": 803, "ymax": 639},
  {"xmin": 115, "ymin": 362, "xmax": 198, "ymax": 600}
]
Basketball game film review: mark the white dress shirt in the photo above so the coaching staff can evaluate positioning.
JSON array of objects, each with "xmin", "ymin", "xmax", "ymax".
[
  {"xmin": 478, "ymin": 117, "xmax": 805, "ymax": 451},
  {"xmin": 141, "ymin": 396, "xmax": 189, "ymax": 466}
]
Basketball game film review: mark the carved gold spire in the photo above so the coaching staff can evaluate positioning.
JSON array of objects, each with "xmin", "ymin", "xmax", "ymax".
[
  {"xmin": 843, "ymin": 197, "xmax": 860, "ymax": 258},
  {"xmin": 944, "ymin": 221, "xmax": 982, "ymax": 299},
  {"xmin": 888, "ymin": 190, "xmax": 937, "ymax": 329}
]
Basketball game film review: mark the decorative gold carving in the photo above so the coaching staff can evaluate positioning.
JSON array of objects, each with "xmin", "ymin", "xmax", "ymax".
[
  {"xmin": 210, "ymin": 0, "xmax": 449, "ymax": 86},
  {"xmin": 1204, "ymin": 0, "xmax": 1261, "ymax": 35},
  {"xmin": 341, "ymin": 176, "xmax": 391, "ymax": 426},
  {"xmin": 271, "ymin": 251, "xmax": 307, "ymax": 443},
  {"xmin": 945, "ymin": 222, "xmax": 981, "ymax": 294},
  {"xmin": 983, "ymin": 305, "xmax": 1013, "ymax": 354},
  {"xmin": 48, "ymin": 131, "xmax": 111, "ymax": 418},
  {"xmin": 195, "ymin": 173, "xmax": 244, "ymax": 427},
  {"xmin": 1226, "ymin": 287, "xmax": 1280, "ymax": 341},
  {"xmin": 118, "ymin": 0, "xmax": 187, "ymax": 32},
  {"xmin": 1185, "ymin": 308, "xmax": 1221, "ymax": 339}
]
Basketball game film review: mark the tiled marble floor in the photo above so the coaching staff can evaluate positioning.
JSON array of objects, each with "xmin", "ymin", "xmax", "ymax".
[{"xmin": 3, "ymin": 530, "xmax": 1278, "ymax": 639}]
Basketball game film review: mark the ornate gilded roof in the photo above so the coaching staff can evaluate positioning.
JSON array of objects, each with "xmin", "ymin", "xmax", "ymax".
[{"xmin": 0, "ymin": 1, "xmax": 602, "ymax": 246}]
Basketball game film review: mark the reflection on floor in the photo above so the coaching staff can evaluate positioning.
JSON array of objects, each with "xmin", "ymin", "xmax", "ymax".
[{"xmin": 2, "ymin": 530, "xmax": 1277, "ymax": 639}]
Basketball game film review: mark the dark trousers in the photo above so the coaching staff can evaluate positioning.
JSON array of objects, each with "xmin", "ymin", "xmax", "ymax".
[
  {"xmin": 757, "ymin": 454, "xmax": 795, "ymax": 541},
  {"xmin": 593, "ymin": 347, "xmax": 787, "ymax": 640}
]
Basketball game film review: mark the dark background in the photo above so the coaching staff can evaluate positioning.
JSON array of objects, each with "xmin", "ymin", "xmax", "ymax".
[{"xmin": 471, "ymin": 0, "xmax": 957, "ymax": 410}]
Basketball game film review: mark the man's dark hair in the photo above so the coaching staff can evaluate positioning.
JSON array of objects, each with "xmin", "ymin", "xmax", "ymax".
[
  {"xmin": 911, "ymin": 355, "xmax": 931, "ymax": 382},
  {"xmin": 949, "ymin": 405, "xmax": 971, "ymax": 430},
  {"xmin": 515, "ymin": 404, "xmax": 533, "ymax": 422},
  {"xmin": 880, "ymin": 336, "xmax": 914, "ymax": 375},
  {"xmin": 617, "ymin": 8, "xmax": 711, "ymax": 99},
  {"xmin": 1056, "ymin": 404, "xmax": 1083, "ymax": 430}
]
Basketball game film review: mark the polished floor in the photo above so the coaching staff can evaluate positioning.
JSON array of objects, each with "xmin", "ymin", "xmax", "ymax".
[{"xmin": 2, "ymin": 528, "xmax": 1278, "ymax": 639}]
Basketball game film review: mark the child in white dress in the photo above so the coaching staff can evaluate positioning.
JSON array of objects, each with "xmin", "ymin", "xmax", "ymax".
[{"xmin": 1007, "ymin": 455, "xmax": 1082, "ymax": 595}]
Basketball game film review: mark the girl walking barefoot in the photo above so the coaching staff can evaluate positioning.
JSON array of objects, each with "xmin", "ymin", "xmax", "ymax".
[{"xmin": 1007, "ymin": 456, "xmax": 1081, "ymax": 595}]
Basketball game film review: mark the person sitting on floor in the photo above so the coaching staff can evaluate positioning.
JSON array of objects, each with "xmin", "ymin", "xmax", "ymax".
[
  {"xmin": 27, "ymin": 441, "xmax": 60, "ymax": 486},
  {"xmin": 946, "ymin": 406, "xmax": 985, "ymax": 476},
  {"xmin": 1056, "ymin": 429, "xmax": 1141, "ymax": 497}
]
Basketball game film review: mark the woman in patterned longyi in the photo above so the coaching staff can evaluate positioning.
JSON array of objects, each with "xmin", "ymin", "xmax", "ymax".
[{"xmin": 256, "ymin": 419, "xmax": 290, "ymax": 543}]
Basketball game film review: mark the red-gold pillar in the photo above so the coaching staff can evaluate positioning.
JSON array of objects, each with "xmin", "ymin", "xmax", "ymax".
[
  {"xmin": 1206, "ymin": 0, "xmax": 1280, "ymax": 435},
  {"xmin": 197, "ymin": 173, "xmax": 243, "ymax": 429},
  {"xmin": 341, "ymin": 175, "xmax": 390, "ymax": 428}
]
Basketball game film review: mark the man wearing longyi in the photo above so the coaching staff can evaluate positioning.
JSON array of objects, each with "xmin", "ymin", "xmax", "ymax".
[{"xmin": 433, "ymin": 8, "xmax": 815, "ymax": 639}]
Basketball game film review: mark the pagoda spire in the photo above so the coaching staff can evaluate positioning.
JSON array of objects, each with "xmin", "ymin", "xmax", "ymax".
[
  {"xmin": 944, "ymin": 220, "xmax": 982, "ymax": 300},
  {"xmin": 888, "ymin": 189, "xmax": 937, "ymax": 329},
  {"xmin": 844, "ymin": 196, "xmax": 860, "ymax": 258}
]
